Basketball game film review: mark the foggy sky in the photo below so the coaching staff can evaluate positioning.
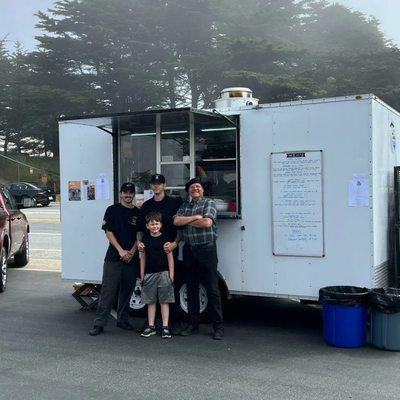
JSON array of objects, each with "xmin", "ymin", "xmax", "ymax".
[{"xmin": 0, "ymin": 0, "xmax": 399, "ymax": 52}]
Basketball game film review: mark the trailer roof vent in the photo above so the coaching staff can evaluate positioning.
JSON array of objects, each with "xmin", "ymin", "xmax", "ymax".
[{"xmin": 214, "ymin": 87, "xmax": 259, "ymax": 110}]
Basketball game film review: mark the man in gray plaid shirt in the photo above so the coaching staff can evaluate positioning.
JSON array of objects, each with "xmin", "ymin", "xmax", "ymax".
[{"xmin": 173, "ymin": 177, "xmax": 224, "ymax": 340}]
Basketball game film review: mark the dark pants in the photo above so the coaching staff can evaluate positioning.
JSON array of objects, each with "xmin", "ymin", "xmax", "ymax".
[
  {"xmin": 94, "ymin": 260, "xmax": 138, "ymax": 327},
  {"xmin": 169, "ymin": 248, "xmax": 181, "ymax": 326},
  {"xmin": 183, "ymin": 242, "xmax": 223, "ymax": 330}
]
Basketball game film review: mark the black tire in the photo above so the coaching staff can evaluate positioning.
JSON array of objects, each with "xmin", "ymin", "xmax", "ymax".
[
  {"xmin": 0, "ymin": 246, "xmax": 8, "ymax": 293},
  {"xmin": 41, "ymin": 201, "xmax": 50, "ymax": 207},
  {"xmin": 14, "ymin": 235, "xmax": 29, "ymax": 267}
]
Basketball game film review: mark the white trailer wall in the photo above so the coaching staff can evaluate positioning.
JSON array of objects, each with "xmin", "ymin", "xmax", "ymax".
[
  {"xmin": 58, "ymin": 95, "xmax": 400, "ymax": 299},
  {"xmin": 59, "ymin": 119, "xmax": 114, "ymax": 282},
  {"xmin": 226, "ymin": 97, "xmax": 375, "ymax": 298}
]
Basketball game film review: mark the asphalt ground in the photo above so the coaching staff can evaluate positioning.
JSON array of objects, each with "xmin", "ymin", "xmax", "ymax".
[
  {"xmin": 22, "ymin": 202, "xmax": 61, "ymax": 272},
  {"xmin": 1, "ymin": 203, "xmax": 400, "ymax": 400}
]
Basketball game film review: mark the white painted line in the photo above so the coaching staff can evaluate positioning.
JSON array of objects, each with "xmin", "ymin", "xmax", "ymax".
[
  {"xmin": 24, "ymin": 210, "xmax": 60, "ymax": 213},
  {"xmin": 20, "ymin": 268, "xmax": 60, "ymax": 272},
  {"xmin": 24, "ymin": 212, "xmax": 60, "ymax": 216},
  {"xmin": 31, "ymin": 248, "xmax": 61, "ymax": 252},
  {"xmin": 30, "ymin": 233, "xmax": 61, "ymax": 236}
]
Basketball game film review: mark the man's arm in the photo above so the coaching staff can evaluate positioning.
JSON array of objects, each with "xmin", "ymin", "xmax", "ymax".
[
  {"xmin": 173, "ymin": 214, "xmax": 203, "ymax": 226},
  {"xmin": 188, "ymin": 217, "xmax": 213, "ymax": 228},
  {"xmin": 129, "ymin": 241, "xmax": 138, "ymax": 256},
  {"xmin": 188, "ymin": 199, "xmax": 216, "ymax": 228},
  {"xmin": 136, "ymin": 231, "xmax": 144, "ymax": 242},
  {"xmin": 164, "ymin": 229, "xmax": 181, "ymax": 253},
  {"xmin": 140, "ymin": 251, "xmax": 146, "ymax": 281},
  {"xmin": 105, "ymin": 230, "xmax": 130, "ymax": 261},
  {"xmin": 136, "ymin": 206, "xmax": 146, "ymax": 248}
]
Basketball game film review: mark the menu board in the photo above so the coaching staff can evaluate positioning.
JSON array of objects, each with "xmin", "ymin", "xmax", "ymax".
[{"xmin": 271, "ymin": 151, "xmax": 324, "ymax": 257}]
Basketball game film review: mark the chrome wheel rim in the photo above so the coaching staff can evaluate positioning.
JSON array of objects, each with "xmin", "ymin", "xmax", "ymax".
[
  {"xmin": 25, "ymin": 236, "xmax": 29, "ymax": 263},
  {"xmin": 129, "ymin": 291, "xmax": 146, "ymax": 310},
  {"xmin": 179, "ymin": 283, "xmax": 208, "ymax": 314},
  {"xmin": 1, "ymin": 251, "xmax": 7, "ymax": 288}
]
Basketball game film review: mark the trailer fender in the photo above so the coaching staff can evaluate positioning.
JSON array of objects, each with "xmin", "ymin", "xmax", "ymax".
[{"xmin": 217, "ymin": 271, "xmax": 231, "ymax": 301}]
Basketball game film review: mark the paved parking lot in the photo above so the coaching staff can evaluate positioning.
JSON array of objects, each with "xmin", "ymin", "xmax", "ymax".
[
  {"xmin": 22, "ymin": 202, "xmax": 61, "ymax": 271},
  {"xmin": 1, "ymin": 203, "xmax": 400, "ymax": 400},
  {"xmin": 3, "ymin": 269, "xmax": 400, "ymax": 400}
]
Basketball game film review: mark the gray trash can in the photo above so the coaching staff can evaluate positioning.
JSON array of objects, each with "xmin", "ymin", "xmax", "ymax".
[{"xmin": 369, "ymin": 288, "xmax": 400, "ymax": 351}]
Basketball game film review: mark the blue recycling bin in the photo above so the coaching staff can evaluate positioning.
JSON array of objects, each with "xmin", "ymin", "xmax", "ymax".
[
  {"xmin": 369, "ymin": 288, "xmax": 400, "ymax": 351},
  {"xmin": 319, "ymin": 286, "xmax": 369, "ymax": 348},
  {"xmin": 322, "ymin": 302, "xmax": 367, "ymax": 348}
]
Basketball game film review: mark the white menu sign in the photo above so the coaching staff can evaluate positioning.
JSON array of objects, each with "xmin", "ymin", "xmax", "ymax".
[{"xmin": 271, "ymin": 150, "xmax": 324, "ymax": 257}]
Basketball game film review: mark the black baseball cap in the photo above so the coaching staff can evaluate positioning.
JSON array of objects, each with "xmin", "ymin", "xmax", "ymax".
[
  {"xmin": 185, "ymin": 177, "xmax": 204, "ymax": 193},
  {"xmin": 150, "ymin": 174, "xmax": 166, "ymax": 184},
  {"xmin": 120, "ymin": 182, "xmax": 135, "ymax": 192}
]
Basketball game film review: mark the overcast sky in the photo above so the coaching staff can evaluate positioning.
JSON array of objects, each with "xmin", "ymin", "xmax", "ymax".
[{"xmin": 1, "ymin": 0, "xmax": 399, "ymax": 51}]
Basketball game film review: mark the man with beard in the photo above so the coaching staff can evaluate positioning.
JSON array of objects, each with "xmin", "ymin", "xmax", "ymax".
[
  {"xmin": 173, "ymin": 178, "xmax": 224, "ymax": 340},
  {"xmin": 89, "ymin": 182, "xmax": 140, "ymax": 336}
]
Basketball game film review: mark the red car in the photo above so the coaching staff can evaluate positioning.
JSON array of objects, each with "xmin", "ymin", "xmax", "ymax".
[{"xmin": 0, "ymin": 186, "xmax": 30, "ymax": 292}]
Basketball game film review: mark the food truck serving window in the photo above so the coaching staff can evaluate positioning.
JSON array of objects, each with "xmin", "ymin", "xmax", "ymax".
[{"xmin": 119, "ymin": 110, "xmax": 240, "ymax": 218}]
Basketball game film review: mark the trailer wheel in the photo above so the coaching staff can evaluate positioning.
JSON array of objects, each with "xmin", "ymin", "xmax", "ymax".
[
  {"xmin": 0, "ymin": 246, "xmax": 8, "ymax": 293},
  {"xmin": 14, "ymin": 235, "xmax": 29, "ymax": 267},
  {"xmin": 178, "ymin": 283, "xmax": 208, "ymax": 317},
  {"xmin": 128, "ymin": 290, "xmax": 147, "ymax": 317}
]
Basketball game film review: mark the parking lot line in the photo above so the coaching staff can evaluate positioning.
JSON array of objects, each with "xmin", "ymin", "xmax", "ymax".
[
  {"xmin": 30, "ymin": 232, "xmax": 61, "ymax": 236},
  {"xmin": 31, "ymin": 248, "xmax": 61, "ymax": 251}
]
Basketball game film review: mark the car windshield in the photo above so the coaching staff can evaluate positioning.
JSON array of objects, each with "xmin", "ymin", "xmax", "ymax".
[{"xmin": 26, "ymin": 183, "xmax": 41, "ymax": 190}]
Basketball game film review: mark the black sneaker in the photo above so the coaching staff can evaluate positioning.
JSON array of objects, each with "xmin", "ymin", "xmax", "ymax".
[
  {"xmin": 213, "ymin": 327, "xmax": 224, "ymax": 340},
  {"xmin": 171, "ymin": 323, "xmax": 182, "ymax": 335},
  {"xmin": 161, "ymin": 327, "xmax": 172, "ymax": 339},
  {"xmin": 180, "ymin": 324, "xmax": 199, "ymax": 336},
  {"xmin": 140, "ymin": 326, "xmax": 156, "ymax": 337},
  {"xmin": 117, "ymin": 322, "xmax": 135, "ymax": 331},
  {"xmin": 137, "ymin": 321, "xmax": 147, "ymax": 334},
  {"xmin": 89, "ymin": 326, "xmax": 104, "ymax": 336}
]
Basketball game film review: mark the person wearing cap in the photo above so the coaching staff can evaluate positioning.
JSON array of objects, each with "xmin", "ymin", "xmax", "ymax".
[
  {"xmin": 89, "ymin": 182, "xmax": 140, "ymax": 336},
  {"xmin": 173, "ymin": 177, "xmax": 224, "ymax": 340},
  {"xmin": 136, "ymin": 174, "xmax": 183, "ymax": 330}
]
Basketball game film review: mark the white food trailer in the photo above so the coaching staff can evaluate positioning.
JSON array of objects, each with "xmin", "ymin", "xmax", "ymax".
[{"xmin": 59, "ymin": 89, "xmax": 400, "ymax": 313}]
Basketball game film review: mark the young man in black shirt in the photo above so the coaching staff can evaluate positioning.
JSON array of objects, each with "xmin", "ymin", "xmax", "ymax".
[
  {"xmin": 89, "ymin": 182, "xmax": 140, "ymax": 336},
  {"xmin": 136, "ymin": 174, "xmax": 182, "ymax": 330},
  {"xmin": 140, "ymin": 212, "xmax": 175, "ymax": 338},
  {"xmin": 137, "ymin": 174, "xmax": 182, "ymax": 250}
]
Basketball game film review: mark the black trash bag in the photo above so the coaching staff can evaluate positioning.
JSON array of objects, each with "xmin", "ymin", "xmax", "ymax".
[
  {"xmin": 369, "ymin": 288, "xmax": 400, "ymax": 314},
  {"xmin": 319, "ymin": 286, "xmax": 369, "ymax": 307}
]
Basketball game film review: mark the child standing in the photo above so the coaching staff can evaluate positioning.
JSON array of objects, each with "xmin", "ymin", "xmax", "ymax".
[{"xmin": 140, "ymin": 212, "xmax": 175, "ymax": 338}]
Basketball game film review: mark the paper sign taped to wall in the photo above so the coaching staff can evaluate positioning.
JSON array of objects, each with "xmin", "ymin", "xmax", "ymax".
[
  {"xmin": 348, "ymin": 174, "xmax": 369, "ymax": 206},
  {"xmin": 68, "ymin": 181, "xmax": 82, "ymax": 201},
  {"xmin": 96, "ymin": 173, "xmax": 110, "ymax": 200}
]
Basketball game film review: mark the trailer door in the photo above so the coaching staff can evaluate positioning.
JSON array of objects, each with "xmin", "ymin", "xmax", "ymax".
[{"xmin": 59, "ymin": 117, "xmax": 114, "ymax": 282}]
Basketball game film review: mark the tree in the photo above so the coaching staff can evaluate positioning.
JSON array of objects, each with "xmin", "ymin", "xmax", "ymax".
[
  {"xmin": 0, "ymin": 40, "xmax": 12, "ymax": 153},
  {"xmin": 3, "ymin": 0, "xmax": 400, "ymax": 159}
]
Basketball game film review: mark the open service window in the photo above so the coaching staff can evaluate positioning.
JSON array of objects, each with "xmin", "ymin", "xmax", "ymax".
[{"xmin": 118, "ymin": 109, "xmax": 240, "ymax": 218}]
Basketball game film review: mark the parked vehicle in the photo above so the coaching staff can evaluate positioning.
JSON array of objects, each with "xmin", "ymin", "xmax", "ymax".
[
  {"xmin": 5, "ymin": 182, "xmax": 51, "ymax": 207},
  {"xmin": 34, "ymin": 184, "xmax": 56, "ymax": 202},
  {"xmin": 0, "ymin": 186, "xmax": 30, "ymax": 292}
]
